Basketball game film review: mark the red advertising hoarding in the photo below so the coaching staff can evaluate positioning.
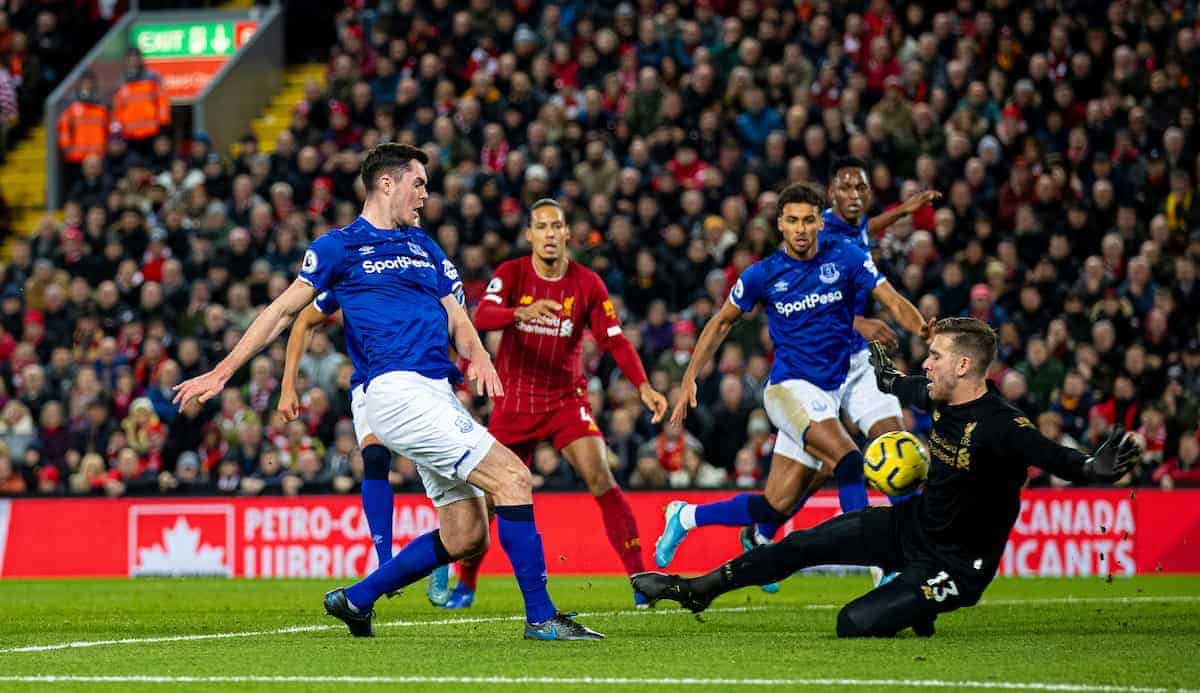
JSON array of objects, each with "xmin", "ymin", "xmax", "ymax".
[{"xmin": 1, "ymin": 490, "xmax": 1196, "ymax": 579}]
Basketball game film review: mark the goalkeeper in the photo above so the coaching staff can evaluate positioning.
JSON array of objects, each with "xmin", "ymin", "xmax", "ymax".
[{"xmin": 634, "ymin": 317, "xmax": 1137, "ymax": 637}]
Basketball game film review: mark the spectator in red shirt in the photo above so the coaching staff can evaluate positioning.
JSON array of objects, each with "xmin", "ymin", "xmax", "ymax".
[{"xmin": 1154, "ymin": 431, "xmax": 1200, "ymax": 489}]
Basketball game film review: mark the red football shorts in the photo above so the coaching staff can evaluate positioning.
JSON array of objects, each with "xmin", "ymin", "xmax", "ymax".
[{"xmin": 488, "ymin": 398, "xmax": 602, "ymax": 466}]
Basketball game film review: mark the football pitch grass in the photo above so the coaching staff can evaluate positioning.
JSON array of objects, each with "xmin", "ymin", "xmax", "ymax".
[{"xmin": 1, "ymin": 574, "xmax": 1197, "ymax": 691}]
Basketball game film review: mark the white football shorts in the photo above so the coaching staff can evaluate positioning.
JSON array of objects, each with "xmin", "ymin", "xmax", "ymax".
[{"xmin": 362, "ymin": 370, "xmax": 492, "ymax": 507}]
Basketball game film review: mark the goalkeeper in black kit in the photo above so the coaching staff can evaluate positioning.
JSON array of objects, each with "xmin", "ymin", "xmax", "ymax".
[{"xmin": 633, "ymin": 317, "xmax": 1137, "ymax": 637}]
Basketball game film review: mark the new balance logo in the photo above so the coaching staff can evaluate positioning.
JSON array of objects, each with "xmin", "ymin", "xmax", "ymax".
[{"xmin": 774, "ymin": 290, "xmax": 844, "ymax": 316}]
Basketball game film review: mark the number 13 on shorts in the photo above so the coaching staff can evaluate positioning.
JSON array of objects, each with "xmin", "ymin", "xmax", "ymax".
[{"xmin": 921, "ymin": 571, "xmax": 959, "ymax": 603}]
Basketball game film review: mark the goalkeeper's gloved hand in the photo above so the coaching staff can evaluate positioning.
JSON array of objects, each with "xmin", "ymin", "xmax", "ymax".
[
  {"xmin": 868, "ymin": 340, "xmax": 901, "ymax": 394},
  {"xmin": 1084, "ymin": 426, "xmax": 1139, "ymax": 483}
]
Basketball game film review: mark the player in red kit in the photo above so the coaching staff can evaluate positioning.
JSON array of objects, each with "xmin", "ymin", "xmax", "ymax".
[{"xmin": 440, "ymin": 198, "xmax": 669, "ymax": 609}]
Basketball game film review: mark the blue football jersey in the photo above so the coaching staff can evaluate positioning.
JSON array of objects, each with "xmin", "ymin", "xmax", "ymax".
[
  {"xmin": 299, "ymin": 216, "xmax": 466, "ymax": 386},
  {"xmin": 822, "ymin": 207, "xmax": 870, "ymax": 248},
  {"xmin": 822, "ymin": 208, "xmax": 871, "ymax": 353},
  {"xmin": 311, "ymin": 290, "xmax": 367, "ymax": 389},
  {"xmin": 730, "ymin": 238, "xmax": 884, "ymax": 390}
]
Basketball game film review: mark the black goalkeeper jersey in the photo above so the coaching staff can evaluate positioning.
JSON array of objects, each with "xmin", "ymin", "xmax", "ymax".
[{"xmin": 892, "ymin": 378, "xmax": 1092, "ymax": 567}]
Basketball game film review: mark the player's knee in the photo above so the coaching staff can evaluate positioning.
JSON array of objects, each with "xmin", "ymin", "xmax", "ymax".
[
  {"xmin": 836, "ymin": 604, "xmax": 867, "ymax": 638},
  {"xmin": 496, "ymin": 458, "xmax": 533, "ymax": 503},
  {"xmin": 583, "ymin": 467, "xmax": 615, "ymax": 496},
  {"xmin": 836, "ymin": 602, "xmax": 882, "ymax": 638}
]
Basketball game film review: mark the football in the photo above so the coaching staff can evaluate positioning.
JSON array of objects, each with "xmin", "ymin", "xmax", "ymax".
[{"xmin": 864, "ymin": 431, "xmax": 930, "ymax": 496}]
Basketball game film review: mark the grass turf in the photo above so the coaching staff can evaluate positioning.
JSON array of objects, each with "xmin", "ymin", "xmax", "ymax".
[{"xmin": 0, "ymin": 574, "xmax": 1197, "ymax": 691}]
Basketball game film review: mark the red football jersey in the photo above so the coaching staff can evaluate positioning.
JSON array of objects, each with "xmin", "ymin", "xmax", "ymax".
[{"xmin": 479, "ymin": 257, "xmax": 622, "ymax": 414}]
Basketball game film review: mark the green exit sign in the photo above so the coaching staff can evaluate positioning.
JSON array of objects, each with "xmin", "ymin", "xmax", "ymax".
[{"xmin": 132, "ymin": 21, "xmax": 257, "ymax": 59}]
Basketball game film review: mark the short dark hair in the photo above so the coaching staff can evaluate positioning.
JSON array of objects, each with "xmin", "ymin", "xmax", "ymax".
[
  {"xmin": 360, "ymin": 143, "xmax": 428, "ymax": 192},
  {"xmin": 934, "ymin": 317, "xmax": 997, "ymax": 376},
  {"xmin": 776, "ymin": 182, "xmax": 825, "ymax": 212},
  {"xmin": 831, "ymin": 156, "xmax": 870, "ymax": 176},
  {"xmin": 527, "ymin": 198, "xmax": 563, "ymax": 226}
]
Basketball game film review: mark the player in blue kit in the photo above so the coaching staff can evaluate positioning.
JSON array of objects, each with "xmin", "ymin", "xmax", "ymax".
[
  {"xmin": 174, "ymin": 143, "xmax": 601, "ymax": 641},
  {"xmin": 651, "ymin": 182, "xmax": 932, "ymax": 574},
  {"xmin": 275, "ymin": 289, "xmax": 452, "ymax": 604},
  {"xmin": 742, "ymin": 159, "xmax": 942, "ymax": 565}
]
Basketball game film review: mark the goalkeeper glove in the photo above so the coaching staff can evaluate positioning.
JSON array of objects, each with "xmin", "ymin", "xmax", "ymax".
[
  {"xmin": 868, "ymin": 340, "xmax": 901, "ymax": 394},
  {"xmin": 1084, "ymin": 426, "xmax": 1139, "ymax": 483}
]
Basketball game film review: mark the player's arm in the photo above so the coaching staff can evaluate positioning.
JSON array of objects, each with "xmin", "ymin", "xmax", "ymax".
[
  {"xmin": 588, "ymin": 280, "xmax": 667, "ymax": 423},
  {"xmin": 867, "ymin": 189, "xmax": 942, "ymax": 235},
  {"xmin": 475, "ymin": 296, "xmax": 562, "ymax": 328},
  {"xmin": 278, "ymin": 302, "xmax": 332, "ymax": 422},
  {"xmin": 993, "ymin": 418, "xmax": 1138, "ymax": 485},
  {"xmin": 434, "ymin": 247, "xmax": 501, "ymax": 396},
  {"xmin": 474, "ymin": 263, "xmax": 561, "ymax": 329},
  {"xmin": 672, "ymin": 298, "xmax": 744, "ymax": 425},
  {"xmin": 173, "ymin": 279, "xmax": 316, "ymax": 407},
  {"xmin": 871, "ymin": 280, "xmax": 935, "ymax": 341},
  {"xmin": 868, "ymin": 340, "xmax": 933, "ymax": 411},
  {"xmin": 443, "ymin": 294, "xmax": 503, "ymax": 398}
]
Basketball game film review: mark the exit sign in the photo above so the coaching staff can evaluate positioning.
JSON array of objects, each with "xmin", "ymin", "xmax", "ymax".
[
  {"xmin": 129, "ymin": 20, "xmax": 258, "ymax": 100},
  {"xmin": 132, "ymin": 21, "xmax": 257, "ymax": 59}
]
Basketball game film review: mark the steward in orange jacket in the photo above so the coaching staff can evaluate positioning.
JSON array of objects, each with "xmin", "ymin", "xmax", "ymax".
[
  {"xmin": 57, "ymin": 71, "xmax": 109, "ymax": 164},
  {"xmin": 113, "ymin": 48, "xmax": 170, "ymax": 142}
]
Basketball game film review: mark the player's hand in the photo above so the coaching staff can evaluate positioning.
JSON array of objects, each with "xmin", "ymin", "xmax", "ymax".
[
  {"xmin": 868, "ymin": 340, "xmax": 901, "ymax": 394},
  {"xmin": 276, "ymin": 388, "xmax": 300, "ymax": 424},
  {"xmin": 898, "ymin": 189, "xmax": 942, "ymax": 215},
  {"xmin": 639, "ymin": 382, "xmax": 669, "ymax": 424},
  {"xmin": 1085, "ymin": 426, "xmax": 1140, "ymax": 483},
  {"xmin": 919, "ymin": 317, "xmax": 937, "ymax": 341},
  {"xmin": 172, "ymin": 369, "xmax": 229, "ymax": 409},
  {"xmin": 670, "ymin": 378, "xmax": 699, "ymax": 426},
  {"xmin": 514, "ymin": 299, "xmax": 563, "ymax": 323},
  {"xmin": 854, "ymin": 317, "xmax": 897, "ymax": 349},
  {"xmin": 467, "ymin": 355, "xmax": 504, "ymax": 398}
]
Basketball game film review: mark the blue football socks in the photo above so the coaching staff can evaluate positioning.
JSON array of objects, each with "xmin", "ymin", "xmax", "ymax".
[
  {"xmin": 345, "ymin": 529, "xmax": 450, "ymax": 611},
  {"xmin": 834, "ymin": 450, "xmax": 870, "ymax": 513},
  {"xmin": 361, "ymin": 444, "xmax": 394, "ymax": 565},
  {"xmin": 496, "ymin": 504, "xmax": 557, "ymax": 624},
  {"xmin": 694, "ymin": 493, "xmax": 790, "ymax": 528}
]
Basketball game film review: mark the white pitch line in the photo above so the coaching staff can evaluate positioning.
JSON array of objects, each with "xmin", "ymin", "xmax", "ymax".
[
  {"xmin": 0, "ymin": 675, "xmax": 1192, "ymax": 692},
  {"xmin": 2, "ymin": 596, "xmax": 1196, "ymax": 655},
  {"xmin": 0, "ymin": 606, "xmax": 767, "ymax": 654}
]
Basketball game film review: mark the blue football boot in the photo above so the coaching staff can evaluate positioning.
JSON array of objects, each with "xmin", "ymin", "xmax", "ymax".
[{"xmin": 654, "ymin": 501, "xmax": 690, "ymax": 568}]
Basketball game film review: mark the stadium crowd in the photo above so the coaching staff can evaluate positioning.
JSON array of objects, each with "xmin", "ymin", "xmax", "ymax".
[
  {"xmin": 0, "ymin": 0, "xmax": 133, "ymax": 162},
  {"xmin": 2, "ymin": 0, "xmax": 1200, "ymax": 498}
]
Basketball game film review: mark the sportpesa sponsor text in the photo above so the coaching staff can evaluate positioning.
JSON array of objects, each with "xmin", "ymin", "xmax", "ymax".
[
  {"xmin": 362, "ymin": 257, "xmax": 436, "ymax": 274},
  {"xmin": 774, "ymin": 290, "xmax": 845, "ymax": 316}
]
